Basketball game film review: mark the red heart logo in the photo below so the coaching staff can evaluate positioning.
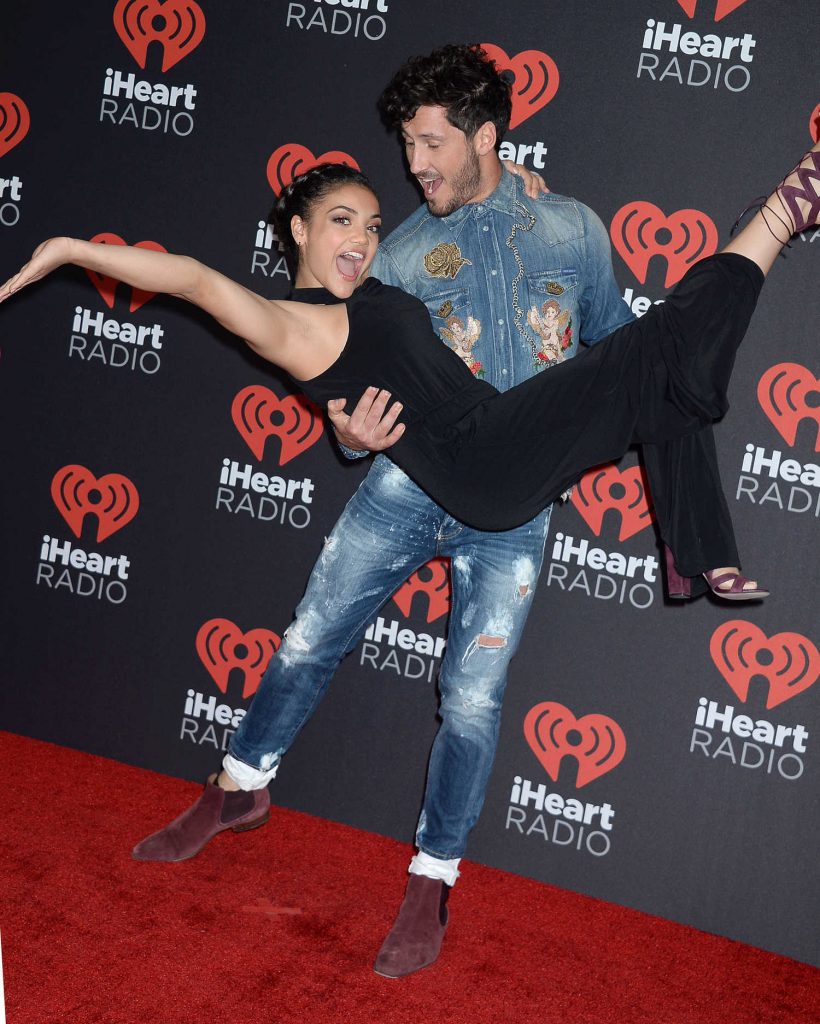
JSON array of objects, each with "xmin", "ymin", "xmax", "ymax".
[
  {"xmin": 676, "ymin": 0, "xmax": 750, "ymax": 19},
  {"xmin": 84, "ymin": 233, "xmax": 167, "ymax": 312},
  {"xmin": 392, "ymin": 557, "xmax": 451, "ymax": 624},
  {"xmin": 714, "ymin": 0, "xmax": 751, "ymax": 19},
  {"xmin": 710, "ymin": 621, "xmax": 819, "ymax": 710},
  {"xmin": 610, "ymin": 202, "xmax": 718, "ymax": 287},
  {"xmin": 0, "ymin": 92, "xmax": 31, "ymax": 158},
  {"xmin": 231, "ymin": 385, "xmax": 324, "ymax": 465},
  {"xmin": 571, "ymin": 463, "xmax": 655, "ymax": 541},
  {"xmin": 51, "ymin": 464, "xmax": 140, "ymax": 543},
  {"xmin": 266, "ymin": 144, "xmax": 361, "ymax": 196},
  {"xmin": 524, "ymin": 701, "xmax": 626, "ymax": 788},
  {"xmin": 481, "ymin": 44, "xmax": 559, "ymax": 130},
  {"xmin": 757, "ymin": 363, "xmax": 820, "ymax": 452},
  {"xmin": 810, "ymin": 103, "xmax": 820, "ymax": 144},
  {"xmin": 196, "ymin": 618, "xmax": 281, "ymax": 700},
  {"xmin": 113, "ymin": 0, "xmax": 206, "ymax": 72}
]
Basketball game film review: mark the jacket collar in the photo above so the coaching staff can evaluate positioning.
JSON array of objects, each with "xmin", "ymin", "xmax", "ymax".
[{"xmin": 440, "ymin": 168, "xmax": 522, "ymax": 226}]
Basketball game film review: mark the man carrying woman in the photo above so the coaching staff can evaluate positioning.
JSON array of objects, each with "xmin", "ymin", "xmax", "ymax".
[{"xmin": 2, "ymin": 45, "xmax": 815, "ymax": 981}]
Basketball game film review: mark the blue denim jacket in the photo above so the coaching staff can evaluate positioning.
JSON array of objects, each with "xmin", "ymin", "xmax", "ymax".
[{"xmin": 371, "ymin": 169, "xmax": 635, "ymax": 394}]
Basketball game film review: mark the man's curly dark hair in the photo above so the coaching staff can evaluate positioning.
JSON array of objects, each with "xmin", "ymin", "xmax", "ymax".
[{"xmin": 377, "ymin": 44, "xmax": 512, "ymax": 145}]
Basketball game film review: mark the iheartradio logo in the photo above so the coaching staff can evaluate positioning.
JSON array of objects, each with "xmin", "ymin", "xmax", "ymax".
[
  {"xmin": 524, "ymin": 701, "xmax": 626, "ymax": 788},
  {"xmin": 85, "ymin": 233, "xmax": 167, "ymax": 312},
  {"xmin": 0, "ymin": 93, "xmax": 30, "ymax": 158},
  {"xmin": 51, "ymin": 465, "xmax": 139, "ymax": 542},
  {"xmin": 481, "ymin": 44, "xmax": 559, "ymax": 131},
  {"xmin": 757, "ymin": 363, "xmax": 820, "ymax": 452},
  {"xmin": 811, "ymin": 103, "xmax": 820, "ymax": 145},
  {"xmin": 710, "ymin": 621, "xmax": 818, "ymax": 710},
  {"xmin": 232, "ymin": 385, "xmax": 324, "ymax": 465},
  {"xmin": 571, "ymin": 463, "xmax": 655, "ymax": 541},
  {"xmin": 267, "ymin": 144, "xmax": 360, "ymax": 197},
  {"xmin": 196, "ymin": 618, "xmax": 281, "ymax": 700},
  {"xmin": 392, "ymin": 557, "xmax": 451, "ymax": 625},
  {"xmin": 113, "ymin": 0, "xmax": 206, "ymax": 72},
  {"xmin": 676, "ymin": 0, "xmax": 750, "ymax": 21},
  {"xmin": 610, "ymin": 202, "xmax": 718, "ymax": 288}
]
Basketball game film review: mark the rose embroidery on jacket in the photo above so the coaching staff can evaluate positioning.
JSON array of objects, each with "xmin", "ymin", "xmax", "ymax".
[{"xmin": 423, "ymin": 242, "xmax": 472, "ymax": 279}]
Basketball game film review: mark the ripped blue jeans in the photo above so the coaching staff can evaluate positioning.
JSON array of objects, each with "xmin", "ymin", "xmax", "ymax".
[{"xmin": 228, "ymin": 456, "xmax": 551, "ymax": 860}]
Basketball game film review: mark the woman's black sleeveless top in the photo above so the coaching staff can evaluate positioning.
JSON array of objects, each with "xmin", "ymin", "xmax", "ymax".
[{"xmin": 292, "ymin": 278, "xmax": 590, "ymax": 531}]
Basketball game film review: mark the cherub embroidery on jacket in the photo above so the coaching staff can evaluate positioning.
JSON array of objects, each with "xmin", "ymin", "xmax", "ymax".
[
  {"xmin": 527, "ymin": 298, "xmax": 573, "ymax": 371},
  {"xmin": 440, "ymin": 315, "xmax": 485, "ymax": 378}
]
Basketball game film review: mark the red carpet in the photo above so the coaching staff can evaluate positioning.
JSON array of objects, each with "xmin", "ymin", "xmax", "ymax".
[{"xmin": 1, "ymin": 732, "xmax": 817, "ymax": 1024}]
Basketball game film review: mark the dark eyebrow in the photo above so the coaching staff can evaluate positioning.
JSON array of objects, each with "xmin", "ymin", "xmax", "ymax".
[
  {"xmin": 328, "ymin": 204, "xmax": 381, "ymax": 219},
  {"xmin": 402, "ymin": 131, "xmax": 445, "ymax": 141}
]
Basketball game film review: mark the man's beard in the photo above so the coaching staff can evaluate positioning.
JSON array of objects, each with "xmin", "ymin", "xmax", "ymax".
[{"xmin": 428, "ymin": 146, "xmax": 482, "ymax": 217}]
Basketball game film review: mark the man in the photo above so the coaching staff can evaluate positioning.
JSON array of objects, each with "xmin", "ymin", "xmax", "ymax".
[{"xmin": 133, "ymin": 44, "xmax": 634, "ymax": 977}]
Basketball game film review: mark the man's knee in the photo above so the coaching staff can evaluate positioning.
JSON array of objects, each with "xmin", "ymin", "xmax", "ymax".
[
  {"xmin": 440, "ymin": 669, "xmax": 506, "ymax": 723},
  {"xmin": 276, "ymin": 600, "xmax": 339, "ymax": 668}
]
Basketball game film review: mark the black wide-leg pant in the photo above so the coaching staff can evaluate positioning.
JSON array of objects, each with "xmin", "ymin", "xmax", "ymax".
[
  {"xmin": 637, "ymin": 253, "xmax": 764, "ymax": 581},
  {"xmin": 440, "ymin": 253, "xmax": 765, "ymax": 575}
]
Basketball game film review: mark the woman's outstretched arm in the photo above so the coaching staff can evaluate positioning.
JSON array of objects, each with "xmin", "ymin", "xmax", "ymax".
[{"xmin": 0, "ymin": 236, "xmax": 327, "ymax": 376}]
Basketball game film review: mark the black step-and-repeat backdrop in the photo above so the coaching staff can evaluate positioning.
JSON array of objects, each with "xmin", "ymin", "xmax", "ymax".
[{"xmin": 1, "ymin": 0, "xmax": 818, "ymax": 967}]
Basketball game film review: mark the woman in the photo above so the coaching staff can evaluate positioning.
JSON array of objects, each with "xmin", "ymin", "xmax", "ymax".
[{"xmin": 2, "ymin": 147, "xmax": 818, "ymax": 596}]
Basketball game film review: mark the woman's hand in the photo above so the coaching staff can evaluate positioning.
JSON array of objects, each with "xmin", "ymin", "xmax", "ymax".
[
  {"xmin": 502, "ymin": 160, "xmax": 550, "ymax": 199},
  {"xmin": 0, "ymin": 237, "xmax": 74, "ymax": 304},
  {"xmin": 0, "ymin": 237, "xmax": 74, "ymax": 302}
]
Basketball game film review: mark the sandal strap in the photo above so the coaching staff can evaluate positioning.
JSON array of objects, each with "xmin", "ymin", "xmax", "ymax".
[
  {"xmin": 704, "ymin": 570, "xmax": 755, "ymax": 594},
  {"xmin": 777, "ymin": 150, "xmax": 820, "ymax": 234}
]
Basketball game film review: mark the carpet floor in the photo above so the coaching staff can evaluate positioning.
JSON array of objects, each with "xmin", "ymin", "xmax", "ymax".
[{"xmin": 1, "ymin": 731, "xmax": 817, "ymax": 1023}]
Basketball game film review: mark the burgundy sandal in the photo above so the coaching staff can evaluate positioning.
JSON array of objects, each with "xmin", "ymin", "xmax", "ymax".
[
  {"xmin": 771, "ymin": 144, "xmax": 820, "ymax": 236},
  {"xmin": 664, "ymin": 546, "xmax": 769, "ymax": 602},
  {"xmin": 737, "ymin": 142, "xmax": 820, "ymax": 244},
  {"xmin": 702, "ymin": 569, "xmax": 770, "ymax": 602}
]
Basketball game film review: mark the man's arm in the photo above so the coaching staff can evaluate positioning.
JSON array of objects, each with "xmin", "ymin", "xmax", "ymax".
[
  {"xmin": 575, "ymin": 204, "xmax": 635, "ymax": 345},
  {"xmin": 327, "ymin": 387, "xmax": 405, "ymax": 452}
]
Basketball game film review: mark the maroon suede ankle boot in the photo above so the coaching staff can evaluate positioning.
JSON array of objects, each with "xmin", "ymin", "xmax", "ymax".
[
  {"xmin": 132, "ymin": 776, "xmax": 270, "ymax": 862},
  {"xmin": 373, "ymin": 874, "xmax": 449, "ymax": 978}
]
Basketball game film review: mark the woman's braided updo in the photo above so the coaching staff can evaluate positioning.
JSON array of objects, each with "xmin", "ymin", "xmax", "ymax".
[{"xmin": 271, "ymin": 163, "xmax": 376, "ymax": 277}]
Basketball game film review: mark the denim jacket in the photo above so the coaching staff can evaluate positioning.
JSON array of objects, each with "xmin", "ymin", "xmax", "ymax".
[{"xmin": 370, "ymin": 169, "xmax": 634, "ymax": 394}]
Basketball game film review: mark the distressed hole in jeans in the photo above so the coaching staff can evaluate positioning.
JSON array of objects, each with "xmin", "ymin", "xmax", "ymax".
[
  {"xmin": 477, "ymin": 634, "xmax": 507, "ymax": 649},
  {"xmin": 461, "ymin": 632, "xmax": 508, "ymax": 666},
  {"xmin": 284, "ymin": 620, "xmax": 311, "ymax": 654}
]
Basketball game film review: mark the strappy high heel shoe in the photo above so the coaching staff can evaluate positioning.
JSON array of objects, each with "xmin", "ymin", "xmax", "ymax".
[
  {"xmin": 664, "ymin": 546, "xmax": 769, "ymax": 602},
  {"xmin": 702, "ymin": 569, "xmax": 770, "ymax": 601},
  {"xmin": 736, "ymin": 141, "xmax": 820, "ymax": 244}
]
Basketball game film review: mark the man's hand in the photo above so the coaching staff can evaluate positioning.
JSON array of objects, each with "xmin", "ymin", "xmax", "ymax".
[
  {"xmin": 502, "ymin": 160, "xmax": 550, "ymax": 199},
  {"xmin": 327, "ymin": 387, "xmax": 406, "ymax": 452}
]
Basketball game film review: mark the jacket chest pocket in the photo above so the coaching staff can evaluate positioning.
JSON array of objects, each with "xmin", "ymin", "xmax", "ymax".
[
  {"xmin": 419, "ymin": 287, "xmax": 486, "ymax": 375},
  {"xmin": 517, "ymin": 270, "xmax": 579, "ymax": 363}
]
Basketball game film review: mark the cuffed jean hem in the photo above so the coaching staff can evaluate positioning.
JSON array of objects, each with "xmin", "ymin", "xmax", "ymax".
[
  {"xmin": 222, "ymin": 752, "xmax": 279, "ymax": 791},
  {"xmin": 409, "ymin": 851, "xmax": 461, "ymax": 887}
]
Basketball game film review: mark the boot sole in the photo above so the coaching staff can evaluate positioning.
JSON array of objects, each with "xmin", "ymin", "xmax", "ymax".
[
  {"xmin": 132, "ymin": 809, "xmax": 270, "ymax": 862},
  {"xmin": 231, "ymin": 809, "xmax": 270, "ymax": 833},
  {"xmin": 373, "ymin": 957, "xmax": 438, "ymax": 979}
]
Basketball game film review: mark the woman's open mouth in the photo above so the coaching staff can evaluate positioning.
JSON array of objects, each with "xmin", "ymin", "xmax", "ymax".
[{"xmin": 336, "ymin": 251, "xmax": 364, "ymax": 281}]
